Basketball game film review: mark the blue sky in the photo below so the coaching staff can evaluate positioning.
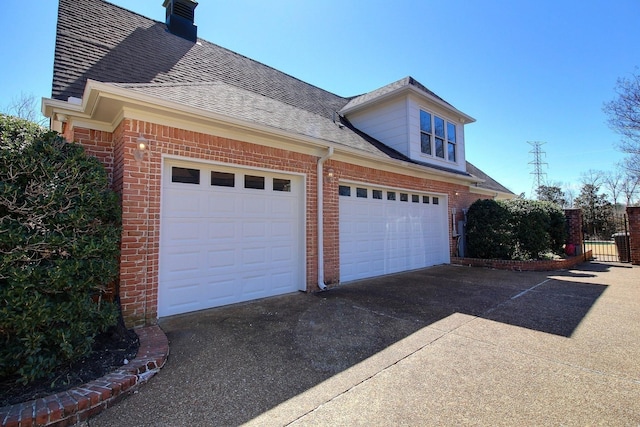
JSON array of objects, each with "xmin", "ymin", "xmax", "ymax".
[{"xmin": 1, "ymin": 1, "xmax": 638, "ymax": 197}]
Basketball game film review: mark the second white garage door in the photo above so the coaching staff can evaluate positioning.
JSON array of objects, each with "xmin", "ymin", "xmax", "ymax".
[
  {"xmin": 339, "ymin": 184, "xmax": 449, "ymax": 282},
  {"xmin": 158, "ymin": 160, "xmax": 305, "ymax": 317}
]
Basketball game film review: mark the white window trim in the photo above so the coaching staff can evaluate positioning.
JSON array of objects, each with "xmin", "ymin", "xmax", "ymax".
[{"xmin": 419, "ymin": 108, "xmax": 457, "ymax": 163}]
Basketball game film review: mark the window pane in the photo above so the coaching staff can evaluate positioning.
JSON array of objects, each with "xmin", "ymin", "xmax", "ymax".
[
  {"xmin": 423, "ymin": 195, "xmax": 430, "ymax": 204},
  {"xmin": 372, "ymin": 189, "xmax": 382, "ymax": 199},
  {"xmin": 433, "ymin": 197, "xmax": 439, "ymax": 205},
  {"xmin": 435, "ymin": 138, "xmax": 445, "ymax": 158},
  {"xmin": 356, "ymin": 188, "xmax": 367, "ymax": 198},
  {"xmin": 400, "ymin": 193, "xmax": 408, "ymax": 202},
  {"xmin": 172, "ymin": 167, "xmax": 200, "ymax": 184},
  {"xmin": 339, "ymin": 185, "xmax": 351, "ymax": 196},
  {"xmin": 412, "ymin": 194, "xmax": 419, "ymax": 203},
  {"xmin": 420, "ymin": 133, "xmax": 431, "ymax": 154},
  {"xmin": 434, "ymin": 116, "xmax": 445, "ymax": 137},
  {"xmin": 244, "ymin": 175, "xmax": 265, "ymax": 190},
  {"xmin": 447, "ymin": 122, "xmax": 456, "ymax": 142},
  {"xmin": 448, "ymin": 142, "xmax": 456, "ymax": 162},
  {"xmin": 420, "ymin": 110, "xmax": 432, "ymax": 133},
  {"xmin": 211, "ymin": 171, "xmax": 234, "ymax": 187},
  {"xmin": 387, "ymin": 191, "xmax": 396, "ymax": 201},
  {"xmin": 273, "ymin": 178, "xmax": 291, "ymax": 192}
]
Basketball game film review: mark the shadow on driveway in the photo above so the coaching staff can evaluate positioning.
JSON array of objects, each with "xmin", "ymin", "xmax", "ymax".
[{"xmin": 90, "ymin": 263, "xmax": 609, "ymax": 426}]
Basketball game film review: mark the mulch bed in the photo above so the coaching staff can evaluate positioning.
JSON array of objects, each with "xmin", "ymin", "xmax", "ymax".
[{"xmin": 0, "ymin": 323, "xmax": 139, "ymax": 408}]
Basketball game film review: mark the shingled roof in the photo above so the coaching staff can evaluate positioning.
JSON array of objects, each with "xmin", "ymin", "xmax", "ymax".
[
  {"xmin": 51, "ymin": 0, "xmax": 512, "ymax": 192},
  {"xmin": 53, "ymin": 0, "xmax": 348, "ymax": 120},
  {"xmin": 340, "ymin": 76, "xmax": 455, "ymax": 114}
]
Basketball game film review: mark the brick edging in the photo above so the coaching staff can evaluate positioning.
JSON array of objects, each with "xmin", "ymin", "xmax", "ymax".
[
  {"xmin": 0, "ymin": 325, "xmax": 169, "ymax": 427},
  {"xmin": 451, "ymin": 251, "xmax": 593, "ymax": 271}
]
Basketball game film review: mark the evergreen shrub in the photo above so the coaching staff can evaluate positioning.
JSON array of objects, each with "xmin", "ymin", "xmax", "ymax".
[
  {"xmin": 0, "ymin": 114, "xmax": 120, "ymax": 384},
  {"xmin": 466, "ymin": 198, "xmax": 567, "ymax": 260}
]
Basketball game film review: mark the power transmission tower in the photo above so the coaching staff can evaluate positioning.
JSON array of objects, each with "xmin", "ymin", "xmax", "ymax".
[{"xmin": 528, "ymin": 141, "xmax": 548, "ymax": 198}]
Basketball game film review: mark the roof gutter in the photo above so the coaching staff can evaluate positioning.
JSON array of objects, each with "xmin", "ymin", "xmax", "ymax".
[{"xmin": 317, "ymin": 146, "xmax": 334, "ymax": 291}]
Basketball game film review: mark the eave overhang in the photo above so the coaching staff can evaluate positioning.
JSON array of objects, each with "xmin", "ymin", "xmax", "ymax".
[
  {"xmin": 339, "ymin": 84, "xmax": 476, "ymax": 125},
  {"xmin": 42, "ymin": 80, "xmax": 482, "ymax": 187}
]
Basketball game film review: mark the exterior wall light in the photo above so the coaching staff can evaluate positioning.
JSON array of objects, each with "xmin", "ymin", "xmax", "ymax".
[
  {"xmin": 134, "ymin": 134, "xmax": 148, "ymax": 162},
  {"xmin": 326, "ymin": 168, "xmax": 335, "ymax": 183}
]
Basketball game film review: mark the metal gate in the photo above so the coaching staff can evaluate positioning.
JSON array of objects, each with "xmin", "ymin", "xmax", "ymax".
[{"xmin": 583, "ymin": 213, "xmax": 630, "ymax": 262}]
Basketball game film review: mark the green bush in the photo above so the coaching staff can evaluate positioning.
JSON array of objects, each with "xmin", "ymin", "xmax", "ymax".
[
  {"xmin": 0, "ymin": 114, "xmax": 121, "ymax": 384},
  {"xmin": 466, "ymin": 199, "xmax": 514, "ymax": 259},
  {"xmin": 465, "ymin": 198, "xmax": 567, "ymax": 260}
]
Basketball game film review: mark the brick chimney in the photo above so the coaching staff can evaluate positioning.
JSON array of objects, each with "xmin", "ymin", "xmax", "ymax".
[{"xmin": 163, "ymin": 0, "xmax": 198, "ymax": 42}]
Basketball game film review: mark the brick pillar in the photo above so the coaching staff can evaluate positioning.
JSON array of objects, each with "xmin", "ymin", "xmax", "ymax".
[
  {"xmin": 564, "ymin": 209, "xmax": 583, "ymax": 256},
  {"xmin": 627, "ymin": 206, "xmax": 640, "ymax": 265}
]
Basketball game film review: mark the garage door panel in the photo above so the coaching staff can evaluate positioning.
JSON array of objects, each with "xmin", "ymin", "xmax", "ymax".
[
  {"xmin": 271, "ymin": 221, "xmax": 295, "ymax": 238},
  {"xmin": 271, "ymin": 245, "xmax": 293, "ymax": 262},
  {"xmin": 243, "ymin": 197, "xmax": 267, "ymax": 216},
  {"xmin": 162, "ymin": 280, "xmax": 201, "ymax": 314},
  {"xmin": 162, "ymin": 219, "xmax": 202, "ymax": 243},
  {"xmin": 165, "ymin": 190, "xmax": 203, "ymax": 217},
  {"xmin": 340, "ymin": 184, "xmax": 449, "ymax": 282},
  {"xmin": 161, "ymin": 248, "xmax": 201, "ymax": 279},
  {"xmin": 243, "ymin": 275, "xmax": 268, "ymax": 296},
  {"xmin": 242, "ymin": 221, "xmax": 267, "ymax": 238},
  {"xmin": 207, "ymin": 248, "xmax": 236, "ymax": 268},
  {"xmin": 207, "ymin": 195, "xmax": 237, "ymax": 215},
  {"xmin": 159, "ymin": 161, "xmax": 304, "ymax": 317},
  {"xmin": 202, "ymin": 280, "xmax": 238, "ymax": 305},
  {"xmin": 271, "ymin": 197, "xmax": 296, "ymax": 215},
  {"xmin": 208, "ymin": 220, "xmax": 236, "ymax": 239}
]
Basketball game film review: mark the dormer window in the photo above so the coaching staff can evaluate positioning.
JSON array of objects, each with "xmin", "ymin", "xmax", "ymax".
[
  {"xmin": 420, "ymin": 109, "xmax": 456, "ymax": 162},
  {"xmin": 420, "ymin": 110, "xmax": 432, "ymax": 155}
]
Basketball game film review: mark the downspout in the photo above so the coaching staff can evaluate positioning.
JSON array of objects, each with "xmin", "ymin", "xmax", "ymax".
[{"xmin": 317, "ymin": 146, "xmax": 334, "ymax": 290}]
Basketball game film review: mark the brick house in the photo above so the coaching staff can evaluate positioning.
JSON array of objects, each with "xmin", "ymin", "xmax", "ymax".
[{"xmin": 43, "ymin": 0, "xmax": 513, "ymax": 327}]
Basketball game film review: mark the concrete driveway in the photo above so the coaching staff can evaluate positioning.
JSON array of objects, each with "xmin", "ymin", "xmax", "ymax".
[{"xmin": 88, "ymin": 262, "xmax": 640, "ymax": 426}]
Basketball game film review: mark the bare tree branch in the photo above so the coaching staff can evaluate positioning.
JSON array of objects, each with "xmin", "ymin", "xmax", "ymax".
[{"xmin": 604, "ymin": 69, "xmax": 640, "ymax": 179}]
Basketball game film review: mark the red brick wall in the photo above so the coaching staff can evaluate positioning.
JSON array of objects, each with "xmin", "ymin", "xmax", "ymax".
[
  {"xmin": 70, "ymin": 121, "xmax": 492, "ymax": 326},
  {"xmin": 628, "ymin": 206, "xmax": 640, "ymax": 265}
]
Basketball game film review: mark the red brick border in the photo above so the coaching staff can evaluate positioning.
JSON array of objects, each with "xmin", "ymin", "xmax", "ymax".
[
  {"xmin": 0, "ymin": 326, "xmax": 168, "ymax": 427},
  {"xmin": 450, "ymin": 251, "xmax": 593, "ymax": 271}
]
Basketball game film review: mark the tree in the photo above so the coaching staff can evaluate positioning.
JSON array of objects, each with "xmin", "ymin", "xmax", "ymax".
[
  {"xmin": 621, "ymin": 172, "xmax": 640, "ymax": 206},
  {"xmin": 603, "ymin": 69, "xmax": 640, "ymax": 178},
  {"xmin": 602, "ymin": 169, "xmax": 624, "ymax": 210},
  {"xmin": 2, "ymin": 92, "xmax": 47, "ymax": 126},
  {"xmin": 536, "ymin": 185, "xmax": 567, "ymax": 207},
  {"xmin": 563, "ymin": 185, "xmax": 576, "ymax": 208},
  {"xmin": 580, "ymin": 169, "xmax": 604, "ymax": 188},
  {"xmin": 574, "ymin": 183, "xmax": 615, "ymax": 240}
]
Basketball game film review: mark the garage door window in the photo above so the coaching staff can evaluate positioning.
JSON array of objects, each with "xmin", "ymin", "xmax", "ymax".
[
  {"xmin": 387, "ymin": 191, "xmax": 396, "ymax": 201},
  {"xmin": 273, "ymin": 178, "xmax": 291, "ymax": 192},
  {"xmin": 356, "ymin": 188, "xmax": 368, "ymax": 198},
  {"xmin": 211, "ymin": 171, "xmax": 235, "ymax": 187},
  {"xmin": 172, "ymin": 167, "xmax": 200, "ymax": 184},
  {"xmin": 433, "ymin": 197, "xmax": 439, "ymax": 205},
  {"xmin": 339, "ymin": 185, "xmax": 351, "ymax": 196},
  {"xmin": 372, "ymin": 190, "xmax": 382, "ymax": 199},
  {"xmin": 423, "ymin": 196, "xmax": 430, "ymax": 204},
  {"xmin": 245, "ymin": 175, "xmax": 265, "ymax": 190},
  {"xmin": 400, "ymin": 193, "xmax": 408, "ymax": 202}
]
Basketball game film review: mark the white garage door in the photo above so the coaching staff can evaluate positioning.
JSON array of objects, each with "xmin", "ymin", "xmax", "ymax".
[
  {"xmin": 339, "ymin": 184, "xmax": 449, "ymax": 282},
  {"xmin": 158, "ymin": 160, "xmax": 305, "ymax": 317}
]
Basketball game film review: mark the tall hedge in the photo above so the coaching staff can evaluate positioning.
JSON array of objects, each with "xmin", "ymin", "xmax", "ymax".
[
  {"xmin": 466, "ymin": 198, "xmax": 567, "ymax": 260},
  {"xmin": 0, "ymin": 114, "xmax": 120, "ymax": 384},
  {"xmin": 465, "ymin": 199, "xmax": 514, "ymax": 259}
]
